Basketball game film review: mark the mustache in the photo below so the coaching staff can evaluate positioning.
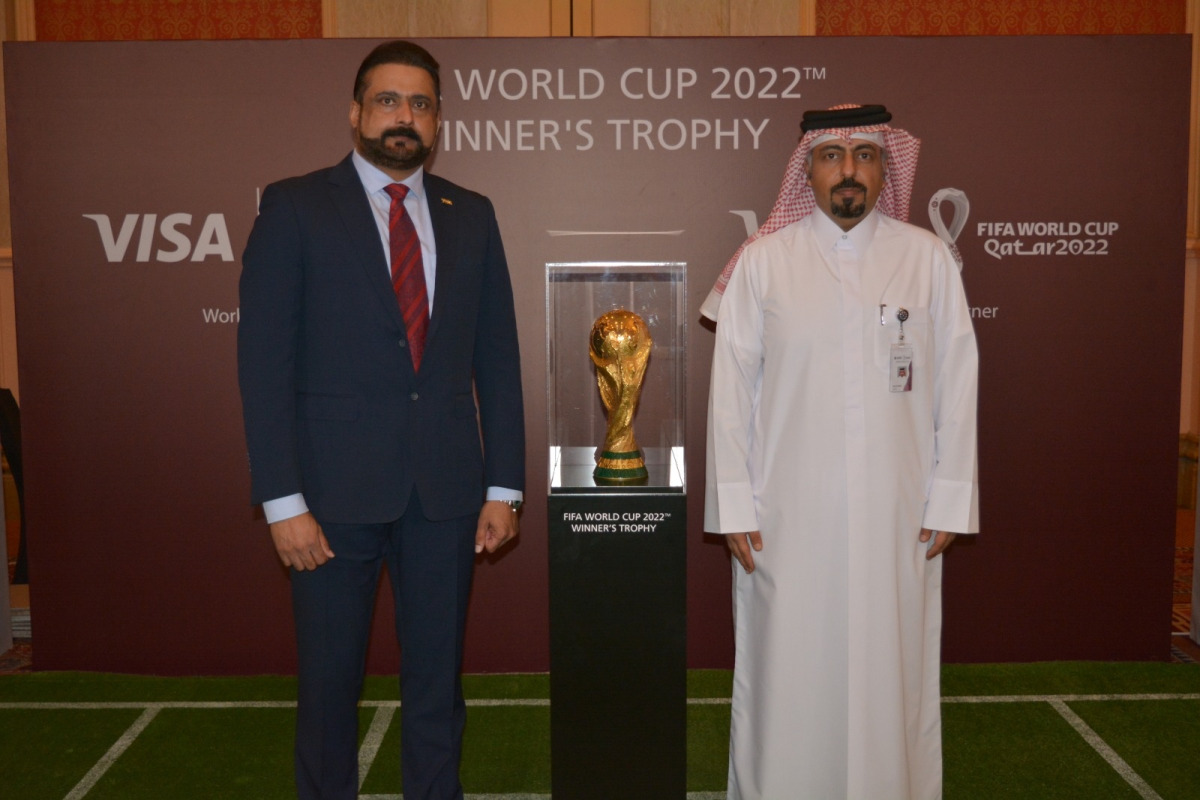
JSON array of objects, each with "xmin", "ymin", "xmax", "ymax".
[
  {"xmin": 382, "ymin": 126, "xmax": 421, "ymax": 142},
  {"xmin": 832, "ymin": 178, "xmax": 866, "ymax": 192}
]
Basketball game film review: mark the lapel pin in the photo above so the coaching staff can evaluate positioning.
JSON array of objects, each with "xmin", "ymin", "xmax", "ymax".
[{"xmin": 441, "ymin": 197, "xmax": 453, "ymax": 205}]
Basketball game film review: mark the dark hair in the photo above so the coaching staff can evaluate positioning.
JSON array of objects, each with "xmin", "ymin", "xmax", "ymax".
[{"xmin": 353, "ymin": 40, "xmax": 441, "ymax": 103}]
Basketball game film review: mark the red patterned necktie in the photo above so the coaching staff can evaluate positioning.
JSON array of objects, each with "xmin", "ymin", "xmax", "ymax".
[{"xmin": 384, "ymin": 183, "xmax": 429, "ymax": 371}]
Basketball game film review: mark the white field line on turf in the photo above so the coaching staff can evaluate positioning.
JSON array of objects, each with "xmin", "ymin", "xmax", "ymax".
[
  {"xmin": 6, "ymin": 695, "xmax": 1192, "ymax": 800},
  {"xmin": 2, "ymin": 694, "xmax": 1199, "ymax": 710},
  {"xmin": 62, "ymin": 707, "xmax": 159, "ymax": 800},
  {"xmin": 359, "ymin": 706, "xmax": 396, "ymax": 791},
  {"xmin": 0, "ymin": 699, "xmax": 550, "ymax": 709},
  {"xmin": 941, "ymin": 693, "xmax": 1200, "ymax": 703},
  {"xmin": 1049, "ymin": 699, "xmax": 1164, "ymax": 800},
  {"xmin": 696, "ymin": 694, "xmax": 1200, "ymax": 705}
]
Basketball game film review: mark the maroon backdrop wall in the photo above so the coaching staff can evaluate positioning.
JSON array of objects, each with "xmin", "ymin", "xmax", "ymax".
[{"xmin": 4, "ymin": 36, "xmax": 1189, "ymax": 674}]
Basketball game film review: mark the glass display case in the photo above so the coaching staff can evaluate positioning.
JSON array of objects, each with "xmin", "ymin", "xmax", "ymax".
[{"xmin": 547, "ymin": 262, "xmax": 686, "ymax": 493}]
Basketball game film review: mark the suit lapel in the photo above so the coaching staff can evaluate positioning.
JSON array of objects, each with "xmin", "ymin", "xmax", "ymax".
[
  {"xmin": 327, "ymin": 155, "xmax": 406, "ymax": 332},
  {"xmin": 424, "ymin": 173, "xmax": 457, "ymax": 352}
]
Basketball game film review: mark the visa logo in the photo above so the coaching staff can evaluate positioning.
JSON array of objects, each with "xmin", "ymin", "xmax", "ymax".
[{"xmin": 83, "ymin": 213, "xmax": 234, "ymax": 262}]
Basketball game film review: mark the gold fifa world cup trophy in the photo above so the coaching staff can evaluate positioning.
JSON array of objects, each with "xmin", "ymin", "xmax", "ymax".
[{"xmin": 589, "ymin": 309, "xmax": 651, "ymax": 484}]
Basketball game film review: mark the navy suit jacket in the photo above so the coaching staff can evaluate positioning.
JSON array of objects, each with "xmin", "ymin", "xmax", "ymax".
[{"xmin": 238, "ymin": 154, "xmax": 525, "ymax": 523}]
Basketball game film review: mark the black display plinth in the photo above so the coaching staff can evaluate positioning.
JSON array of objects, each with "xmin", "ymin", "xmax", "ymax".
[{"xmin": 548, "ymin": 491, "xmax": 687, "ymax": 799}]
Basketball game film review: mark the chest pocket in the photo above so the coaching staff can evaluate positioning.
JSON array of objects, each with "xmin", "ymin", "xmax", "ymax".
[{"xmin": 873, "ymin": 306, "xmax": 932, "ymax": 372}]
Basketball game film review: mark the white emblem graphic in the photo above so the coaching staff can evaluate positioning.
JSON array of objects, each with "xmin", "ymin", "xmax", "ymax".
[
  {"xmin": 928, "ymin": 188, "xmax": 970, "ymax": 271},
  {"xmin": 730, "ymin": 210, "xmax": 759, "ymax": 237}
]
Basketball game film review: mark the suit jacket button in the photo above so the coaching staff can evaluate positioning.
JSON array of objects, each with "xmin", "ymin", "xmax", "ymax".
[
  {"xmin": 410, "ymin": 392, "xmax": 419, "ymax": 401},
  {"xmin": 398, "ymin": 339, "xmax": 407, "ymax": 348}
]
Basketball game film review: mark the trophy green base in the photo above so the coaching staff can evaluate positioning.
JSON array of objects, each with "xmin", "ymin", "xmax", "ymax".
[{"xmin": 592, "ymin": 449, "xmax": 649, "ymax": 484}]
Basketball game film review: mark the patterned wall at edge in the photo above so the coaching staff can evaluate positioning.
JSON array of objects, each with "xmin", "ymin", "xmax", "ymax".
[
  {"xmin": 732, "ymin": 0, "xmax": 805, "ymax": 35},
  {"xmin": 0, "ymin": 6, "xmax": 10, "ymax": 250},
  {"xmin": 595, "ymin": 0, "xmax": 806, "ymax": 36},
  {"xmin": 0, "ymin": 7, "xmax": 14, "ymax": 398},
  {"xmin": 648, "ymin": 0, "xmax": 809, "ymax": 36},
  {"xmin": 651, "ymin": 0, "xmax": 728, "ymax": 35},
  {"xmin": 335, "ymin": 1, "xmax": 409, "ymax": 38},
  {"xmin": 817, "ymin": 0, "xmax": 1185, "ymax": 35},
  {"xmin": 408, "ymin": 0, "xmax": 487, "ymax": 37},
  {"xmin": 593, "ymin": 0, "xmax": 649, "ymax": 35},
  {"xmin": 489, "ymin": 0, "xmax": 553, "ymax": 36},
  {"xmin": 34, "ymin": 0, "xmax": 322, "ymax": 40},
  {"xmin": 335, "ymin": 1, "xmax": 548, "ymax": 40}
]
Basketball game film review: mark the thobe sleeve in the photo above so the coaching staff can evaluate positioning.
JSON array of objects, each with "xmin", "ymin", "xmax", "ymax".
[
  {"xmin": 705, "ymin": 250, "xmax": 764, "ymax": 534},
  {"xmin": 922, "ymin": 244, "xmax": 980, "ymax": 534}
]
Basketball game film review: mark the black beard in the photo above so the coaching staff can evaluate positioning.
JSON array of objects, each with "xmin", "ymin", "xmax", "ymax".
[
  {"xmin": 832, "ymin": 198, "xmax": 867, "ymax": 220},
  {"xmin": 357, "ymin": 126, "xmax": 432, "ymax": 171},
  {"xmin": 830, "ymin": 177, "xmax": 867, "ymax": 220}
]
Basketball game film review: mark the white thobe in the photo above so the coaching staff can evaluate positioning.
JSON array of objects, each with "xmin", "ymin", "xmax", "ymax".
[{"xmin": 705, "ymin": 209, "xmax": 979, "ymax": 800}]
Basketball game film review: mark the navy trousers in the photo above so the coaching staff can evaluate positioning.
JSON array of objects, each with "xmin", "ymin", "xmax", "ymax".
[{"xmin": 290, "ymin": 491, "xmax": 476, "ymax": 800}]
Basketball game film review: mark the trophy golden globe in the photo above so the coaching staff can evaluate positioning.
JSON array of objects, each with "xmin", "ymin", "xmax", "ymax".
[{"xmin": 589, "ymin": 309, "xmax": 651, "ymax": 484}]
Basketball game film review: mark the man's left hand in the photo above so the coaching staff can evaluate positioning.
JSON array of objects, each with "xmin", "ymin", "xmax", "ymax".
[
  {"xmin": 919, "ymin": 528, "xmax": 956, "ymax": 560},
  {"xmin": 476, "ymin": 500, "xmax": 519, "ymax": 554}
]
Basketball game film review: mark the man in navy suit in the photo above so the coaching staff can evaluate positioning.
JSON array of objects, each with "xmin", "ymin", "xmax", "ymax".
[{"xmin": 238, "ymin": 40, "xmax": 525, "ymax": 800}]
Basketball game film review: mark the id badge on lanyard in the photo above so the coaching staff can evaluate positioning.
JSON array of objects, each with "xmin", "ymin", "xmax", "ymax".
[{"xmin": 886, "ymin": 306, "xmax": 912, "ymax": 393}]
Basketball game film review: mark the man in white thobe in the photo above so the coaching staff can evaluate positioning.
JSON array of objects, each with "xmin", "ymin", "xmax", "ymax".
[{"xmin": 703, "ymin": 104, "xmax": 979, "ymax": 800}]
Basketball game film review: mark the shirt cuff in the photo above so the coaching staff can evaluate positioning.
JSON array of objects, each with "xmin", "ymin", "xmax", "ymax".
[
  {"xmin": 264, "ymin": 490, "xmax": 523, "ymax": 522},
  {"xmin": 262, "ymin": 493, "xmax": 309, "ymax": 525}
]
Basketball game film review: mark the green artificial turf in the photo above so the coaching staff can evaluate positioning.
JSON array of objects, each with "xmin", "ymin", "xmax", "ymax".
[
  {"xmin": 687, "ymin": 703, "xmax": 731, "ymax": 790},
  {"xmin": 1070, "ymin": 699, "xmax": 1200, "ymax": 799},
  {"xmin": 0, "ymin": 673, "xmax": 300, "ymax": 703},
  {"xmin": 942, "ymin": 702, "xmax": 1143, "ymax": 799},
  {"xmin": 0, "ymin": 707, "xmax": 147, "ymax": 800},
  {"xmin": 687, "ymin": 669, "xmax": 735, "ymax": 699},
  {"xmin": 85, "ymin": 708, "xmax": 297, "ymax": 800},
  {"xmin": 1, "ymin": 663, "xmax": 1197, "ymax": 798},
  {"xmin": 360, "ymin": 706, "xmax": 553, "ymax": 794},
  {"xmin": 941, "ymin": 660, "xmax": 1200, "ymax": 697}
]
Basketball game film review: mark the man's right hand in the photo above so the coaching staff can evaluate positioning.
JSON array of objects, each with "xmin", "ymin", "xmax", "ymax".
[
  {"xmin": 269, "ymin": 512, "xmax": 334, "ymax": 571},
  {"xmin": 726, "ymin": 531, "xmax": 763, "ymax": 574}
]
